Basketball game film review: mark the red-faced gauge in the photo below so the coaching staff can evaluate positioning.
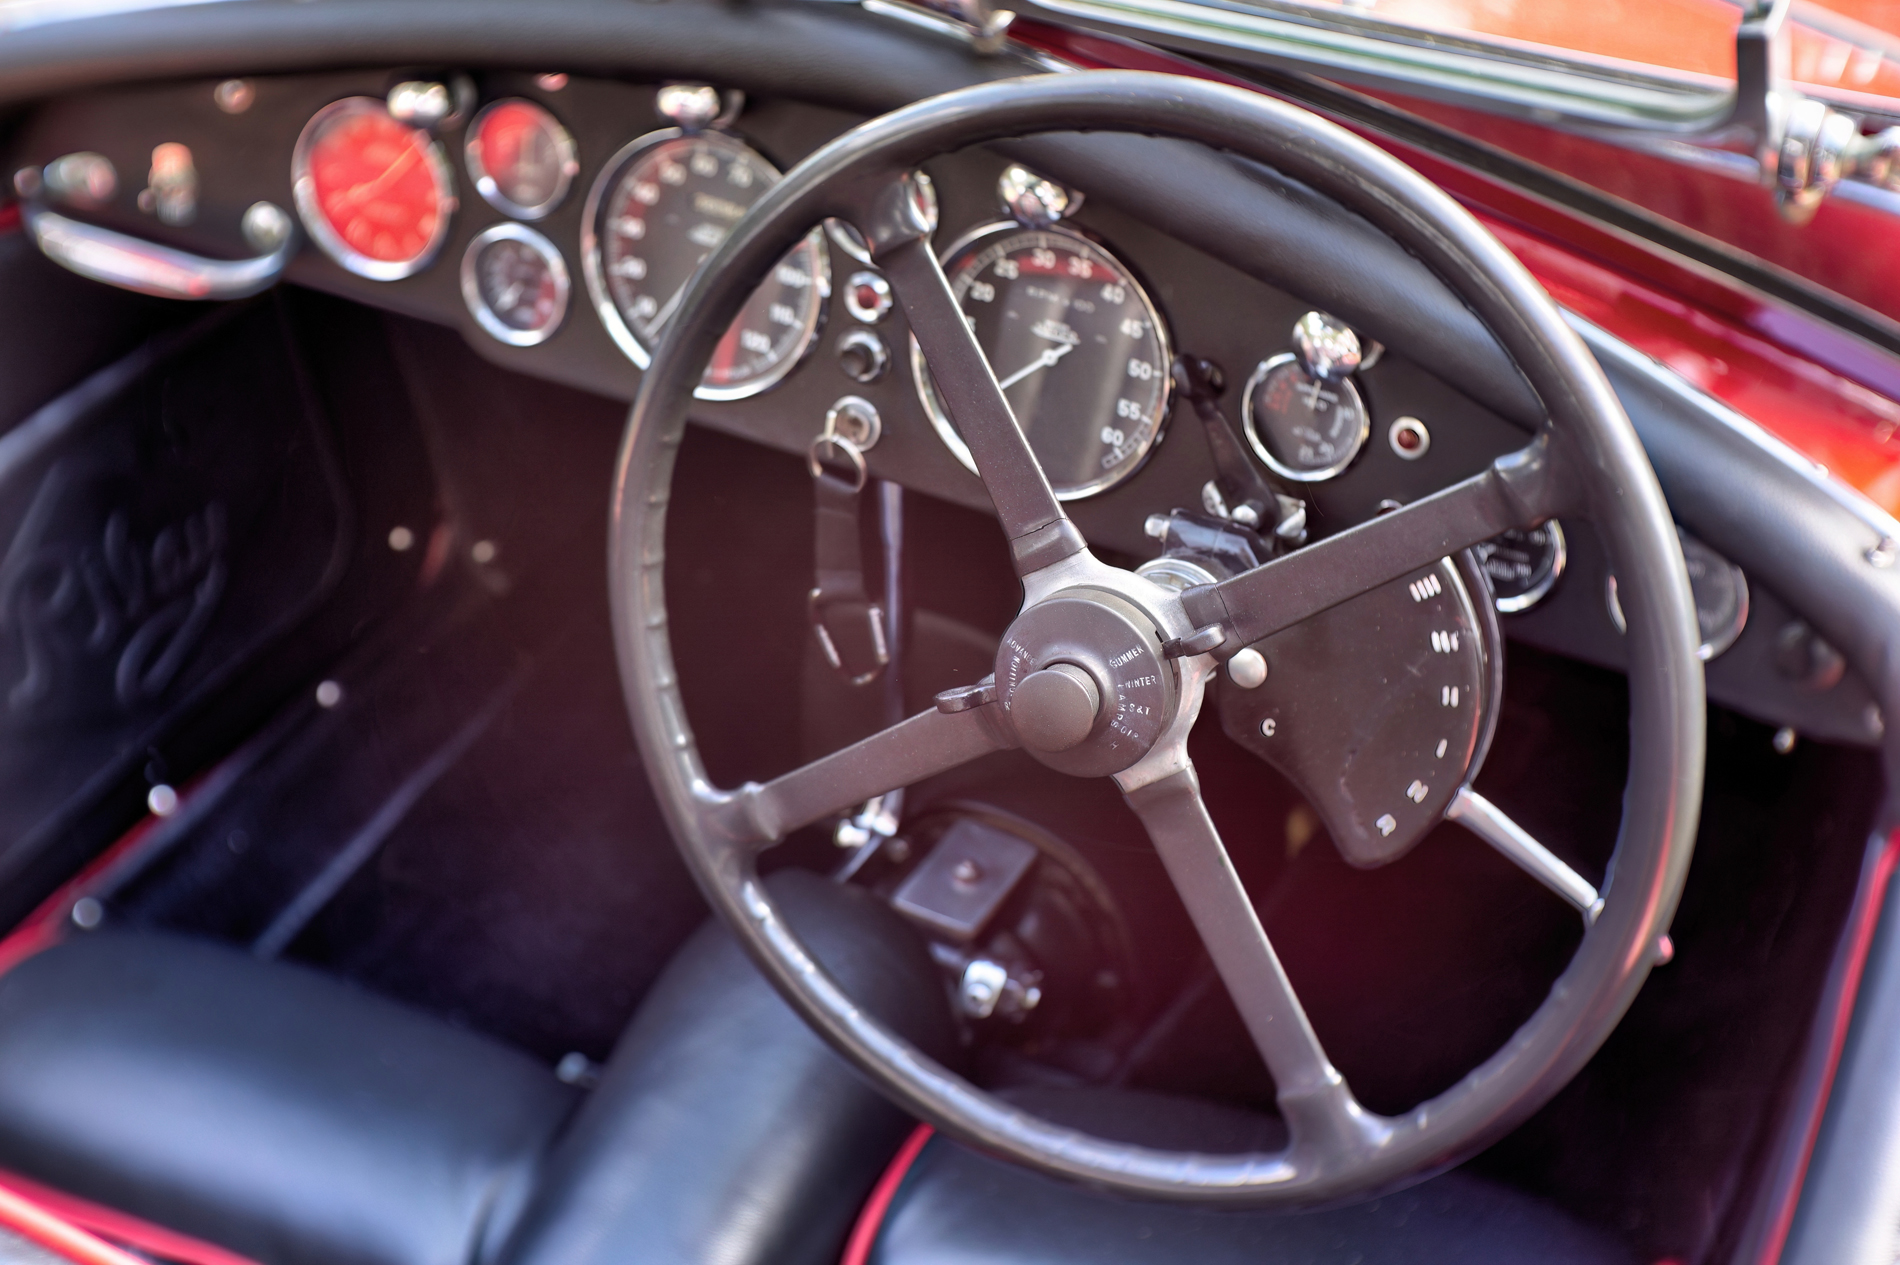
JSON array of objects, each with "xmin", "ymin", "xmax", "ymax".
[
  {"xmin": 464, "ymin": 99, "xmax": 578, "ymax": 220},
  {"xmin": 581, "ymin": 128, "xmax": 828, "ymax": 400},
  {"xmin": 292, "ymin": 97, "xmax": 455, "ymax": 280}
]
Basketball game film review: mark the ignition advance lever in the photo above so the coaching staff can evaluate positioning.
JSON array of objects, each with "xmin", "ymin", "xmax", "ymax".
[{"xmin": 1172, "ymin": 355, "xmax": 1307, "ymax": 546}]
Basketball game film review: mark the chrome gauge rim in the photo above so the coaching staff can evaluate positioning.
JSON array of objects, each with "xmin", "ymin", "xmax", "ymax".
[
  {"xmin": 460, "ymin": 222, "xmax": 570, "ymax": 347},
  {"xmin": 290, "ymin": 96, "xmax": 456, "ymax": 283},
  {"xmin": 1486, "ymin": 520, "xmax": 1568, "ymax": 614},
  {"xmin": 1240, "ymin": 352, "xmax": 1371, "ymax": 483},
  {"xmin": 464, "ymin": 99, "xmax": 579, "ymax": 221},
  {"xmin": 910, "ymin": 221, "xmax": 1173, "ymax": 501},
  {"xmin": 581, "ymin": 127, "xmax": 830, "ymax": 400}
]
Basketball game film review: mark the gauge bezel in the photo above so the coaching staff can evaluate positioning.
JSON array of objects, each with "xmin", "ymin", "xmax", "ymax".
[
  {"xmin": 464, "ymin": 98, "xmax": 579, "ymax": 221},
  {"xmin": 460, "ymin": 222, "xmax": 570, "ymax": 348},
  {"xmin": 581, "ymin": 127, "xmax": 830, "ymax": 401},
  {"xmin": 910, "ymin": 220, "xmax": 1174, "ymax": 502},
  {"xmin": 291, "ymin": 96, "xmax": 456, "ymax": 282},
  {"xmin": 1239, "ymin": 351, "xmax": 1371, "ymax": 483},
  {"xmin": 1606, "ymin": 529, "xmax": 1749, "ymax": 660},
  {"xmin": 1487, "ymin": 519, "xmax": 1566, "ymax": 614}
]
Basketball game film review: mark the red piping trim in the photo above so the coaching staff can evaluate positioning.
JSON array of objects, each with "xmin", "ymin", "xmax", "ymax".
[
  {"xmin": 0, "ymin": 1183, "xmax": 148, "ymax": 1265},
  {"xmin": 1754, "ymin": 827, "xmax": 1900, "ymax": 1265},
  {"xmin": 840, "ymin": 1124, "xmax": 935, "ymax": 1265},
  {"xmin": 0, "ymin": 1171, "xmax": 259, "ymax": 1265}
]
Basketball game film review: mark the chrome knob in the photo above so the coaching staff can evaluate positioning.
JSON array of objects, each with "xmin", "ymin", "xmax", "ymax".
[{"xmin": 1292, "ymin": 310, "xmax": 1363, "ymax": 383}]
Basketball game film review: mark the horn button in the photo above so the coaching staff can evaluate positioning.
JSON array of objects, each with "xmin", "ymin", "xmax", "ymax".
[{"xmin": 996, "ymin": 588, "xmax": 1176, "ymax": 777}]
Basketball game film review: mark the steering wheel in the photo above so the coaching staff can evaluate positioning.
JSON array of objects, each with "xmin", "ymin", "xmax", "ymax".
[{"xmin": 609, "ymin": 71, "xmax": 1706, "ymax": 1207}]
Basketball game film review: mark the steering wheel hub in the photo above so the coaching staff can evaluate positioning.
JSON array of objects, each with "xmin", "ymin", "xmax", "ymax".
[{"xmin": 996, "ymin": 587, "xmax": 1175, "ymax": 776}]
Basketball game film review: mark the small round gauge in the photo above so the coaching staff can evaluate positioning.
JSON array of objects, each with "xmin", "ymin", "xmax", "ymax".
[
  {"xmin": 1473, "ymin": 521, "xmax": 1567, "ymax": 613},
  {"xmin": 1241, "ymin": 353, "xmax": 1371, "ymax": 482},
  {"xmin": 292, "ymin": 97, "xmax": 455, "ymax": 280},
  {"xmin": 1607, "ymin": 529, "xmax": 1749, "ymax": 660},
  {"xmin": 460, "ymin": 224, "xmax": 569, "ymax": 346},
  {"xmin": 912, "ymin": 224, "xmax": 1171, "ymax": 501},
  {"xmin": 582, "ymin": 129, "xmax": 828, "ymax": 399},
  {"xmin": 465, "ymin": 99, "xmax": 578, "ymax": 220}
]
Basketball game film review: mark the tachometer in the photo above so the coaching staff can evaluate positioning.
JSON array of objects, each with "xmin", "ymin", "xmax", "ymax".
[
  {"xmin": 912, "ymin": 224, "xmax": 1171, "ymax": 501},
  {"xmin": 292, "ymin": 97, "xmax": 455, "ymax": 281},
  {"xmin": 582, "ymin": 129, "xmax": 828, "ymax": 399}
]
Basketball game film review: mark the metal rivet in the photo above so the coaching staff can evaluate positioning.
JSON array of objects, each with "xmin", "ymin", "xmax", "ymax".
[
  {"xmin": 952, "ymin": 859, "xmax": 982, "ymax": 884},
  {"xmin": 388, "ymin": 525, "xmax": 416, "ymax": 552},
  {"xmin": 147, "ymin": 784, "xmax": 179, "ymax": 818},
  {"xmin": 70, "ymin": 897, "xmax": 103, "ymax": 930},
  {"xmin": 1390, "ymin": 416, "xmax": 1431, "ymax": 460},
  {"xmin": 213, "ymin": 79, "xmax": 255, "ymax": 114},
  {"xmin": 1772, "ymin": 726, "xmax": 1797, "ymax": 754},
  {"xmin": 535, "ymin": 73, "xmax": 570, "ymax": 93},
  {"xmin": 1655, "ymin": 934, "xmax": 1676, "ymax": 965},
  {"xmin": 1228, "ymin": 648, "xmax": 1268, "ymax": 689},
  {"xmin": 471, "ymin": 540, "xmax": 499, "ymax": 565},
  {"xmin": 315, "ymin": 680, "xmax": 343, "ymax": 709}
]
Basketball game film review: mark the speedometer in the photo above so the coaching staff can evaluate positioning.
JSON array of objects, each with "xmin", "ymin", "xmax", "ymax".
[
  {"xmin": 913, "ymin": 224, "xmax": 1171, "ymax": 500},
  {"xmin": 582, "ymin": 129, "xmax": 828, "ymax": 400}
]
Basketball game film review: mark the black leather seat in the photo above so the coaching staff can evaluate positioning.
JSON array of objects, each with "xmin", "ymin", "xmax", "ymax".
[
  {"xmin": 866, "ymin": 1087, "xmax": 1637, "ymax": 1265},
  {"xmin": 0, "ymin": 872, "xmax": 954, "ymax": 1265}
]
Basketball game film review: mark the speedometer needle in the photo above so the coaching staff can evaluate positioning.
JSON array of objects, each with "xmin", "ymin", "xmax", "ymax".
[{"xmin": 995, "ymin": 342, "xmax": 1075, "ymax": 391}]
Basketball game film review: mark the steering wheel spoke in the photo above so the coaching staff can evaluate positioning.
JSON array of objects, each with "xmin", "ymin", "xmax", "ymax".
[
  {"xmin": 1447, "ymin": 786, "xmax": 1604, "ymax": 924},
  {"xmin": 854, "ymin": 179, "xmax": 1088, "ymax": 578},
  {"xmin": 703, "ymin": 699, "xmax": 1016, "ymax": 848},
  {"xmin": 1124, "ymin": 765, "xmax": 1389, "ymax": 1162},
  {"xmin": 1181, "ymin": 436, "xmax": 1570, "ymax": 652}
]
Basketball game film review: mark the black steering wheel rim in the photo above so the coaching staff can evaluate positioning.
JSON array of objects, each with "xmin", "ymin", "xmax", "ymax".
[{"xmin": 609, "ymin": 70, "xmax": 1706, "ymax": 1207}]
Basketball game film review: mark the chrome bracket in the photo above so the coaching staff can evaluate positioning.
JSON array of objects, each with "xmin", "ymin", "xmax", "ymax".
[{"xmin": 1729, "ymin": 0, "xmax": 1900, "ymax": 223}]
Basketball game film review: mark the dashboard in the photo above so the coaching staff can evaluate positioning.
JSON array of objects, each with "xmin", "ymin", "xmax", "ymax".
[{"xmin": 5, "ymin": 67, "xmax": 1885, "ymax": 748}]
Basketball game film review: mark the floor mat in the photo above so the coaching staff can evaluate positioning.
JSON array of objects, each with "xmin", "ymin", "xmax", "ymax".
[{"xmin": 103, "ymin": 570, "xmax": 705, "ymax": 1064}]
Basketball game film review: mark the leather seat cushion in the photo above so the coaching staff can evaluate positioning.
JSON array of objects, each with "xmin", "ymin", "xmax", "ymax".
[
  {"xmin": 870, "ymin": 1086, "xmax": 1636, "ymax": 1265},
  {"xmin": 0, "ymin": 931, "xmax": 579, "ymax": 1265}
]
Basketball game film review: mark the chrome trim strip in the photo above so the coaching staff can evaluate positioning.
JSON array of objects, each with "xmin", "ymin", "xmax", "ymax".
[
  {"xmin": 25, "ymin": 203, "xmax": 293, "ymax": 300},
  {"xmin": 1566, "ymin": 310, "xmax": 1900, "ymax": 568}
]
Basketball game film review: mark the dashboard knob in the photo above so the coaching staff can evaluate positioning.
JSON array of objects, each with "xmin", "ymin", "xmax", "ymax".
[
  {"xmin": 1292, "ymin": 309, "xmax": 1363, "ymax": 382},
  {"xmin": 837, "ymin": 329, "xmax": 890, "ymax": 384}
]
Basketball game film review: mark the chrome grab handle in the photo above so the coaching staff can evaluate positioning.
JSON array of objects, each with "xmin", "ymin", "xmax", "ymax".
[{"xmin": 24, "ymin": 201, "xmax": 295, "ymax": 301}]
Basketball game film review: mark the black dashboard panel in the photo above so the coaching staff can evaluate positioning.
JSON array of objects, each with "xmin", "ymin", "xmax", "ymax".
[{"xmin": 4, "ymin": 69, "xmax": 1883, "ymax": 747}]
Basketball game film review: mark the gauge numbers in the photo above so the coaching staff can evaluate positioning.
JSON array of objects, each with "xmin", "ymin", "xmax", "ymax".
[
  {"xmin": 292, "ymin": 97, "xmax": 455, "ymax": 281},
  {"xmin": 583, "ymin": 129, "xmax": 828, "ymax": 399},
  {"xmin": 913, "ymin": 224, "xmax": 1170, "ymax": 501},
  {"xmin": 1241, "ymin": 352, "xmax": 1370, "ymax": 482},
  {"xmin": 461, "ymin": 224, "xmax": 569, "ymax": 346}
]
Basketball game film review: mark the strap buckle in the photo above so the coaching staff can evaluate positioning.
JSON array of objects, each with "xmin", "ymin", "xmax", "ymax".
[{"xmin": 808, "ymin": 587, "xmax": 890, "ymax": 686}]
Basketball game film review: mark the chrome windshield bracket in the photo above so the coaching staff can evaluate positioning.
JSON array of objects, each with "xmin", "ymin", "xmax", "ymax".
[{"xmin": 1729, "ymin": 0, "xmax": 1900, "ymax": 223}]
